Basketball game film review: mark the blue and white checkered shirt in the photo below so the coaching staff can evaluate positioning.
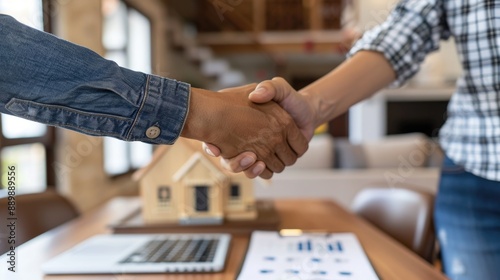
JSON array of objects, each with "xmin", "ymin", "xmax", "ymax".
[{"xmin": 349, "ymin": 0, "xmax": 500, "ymax": 181}]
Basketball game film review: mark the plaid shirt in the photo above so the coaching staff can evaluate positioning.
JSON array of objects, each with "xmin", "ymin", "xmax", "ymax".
[{"xmin": 349, "ymin": 0, "xmax": 500, "ymax": 181}]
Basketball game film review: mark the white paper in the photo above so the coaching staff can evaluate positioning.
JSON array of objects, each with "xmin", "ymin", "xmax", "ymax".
[{"xmin": 237, "ymin": 231, "xmax": 379, "ymax": 280}]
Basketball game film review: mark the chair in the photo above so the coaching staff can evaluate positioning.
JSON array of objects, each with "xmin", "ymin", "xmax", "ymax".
[
  {"xmin": 0, "ymin": 190, "xmax": 79, "ymax": 255},
  {"xmin": 351, "ymin": 188, "xmax": 436, "ymax": 263}
]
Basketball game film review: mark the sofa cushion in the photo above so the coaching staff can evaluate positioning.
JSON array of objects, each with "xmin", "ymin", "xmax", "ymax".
[
  {"xmin": 335, "ymin": 140, "xmax": 366, "ymax": 168},
  {"xmin": 336, "ymin": 133, "xmax": 434, "ymax": 169},
  {"xmin": 287, "ymin": 134, "xmax": 335, "ymax": 170}
]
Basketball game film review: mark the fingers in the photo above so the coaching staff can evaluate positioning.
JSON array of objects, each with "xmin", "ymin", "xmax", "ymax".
[
  {"xmin": 202, "ymin": 142, "xmax": 221, "ymax": 157},
  {"xmin": 287, "ymin": 122, "xmax": 309, "ymax": 157},
  {"xmin": 218, "ymin": 152, "xmax": 257, "ymax": 173},
  {"xmin": 265, "ymin": 123, "xmax": 306, "ymax": 173},
  {"xmin": 258, "ymin": 167, "xmax": 274, "ymax": 180},
  {"xmin": 217, "ymin": 155, "xmax": 270, "ymax": 179},
  {"xmin": 244, "ymin": 162, "xmax": 273, "ymax": 180},
  {"xmin": 207, "ymin": 141, "xmax": 287, "ymax": 179},
  {"xmin": 241, "ymin": 161, "xmax": 269, "ymax": 179},
  {"xmin": 264, "ymin": 153, "xmax": 286, "ymax": 174},
  {"xmin": 275, "ymin": 143, "xmax": 297, "ymax": 166}
]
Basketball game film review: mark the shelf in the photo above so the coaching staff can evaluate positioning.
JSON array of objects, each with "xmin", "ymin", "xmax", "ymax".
[{"xmin": 197, "ymin": 31, "xmax": 345, "ymax": 54}]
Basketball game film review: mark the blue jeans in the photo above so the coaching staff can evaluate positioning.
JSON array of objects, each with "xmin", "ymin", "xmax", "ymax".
[{"xmin": 435, "ymin": 156, "xmax": 500, "ymax": 280}]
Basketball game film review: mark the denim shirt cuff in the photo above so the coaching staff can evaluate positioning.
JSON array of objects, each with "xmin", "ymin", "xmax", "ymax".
[{"xmin": 127, "ymin": 75, "xmax": 190, "ymax": 144}]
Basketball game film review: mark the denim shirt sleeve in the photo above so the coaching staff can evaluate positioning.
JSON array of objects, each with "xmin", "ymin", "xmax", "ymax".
[
  {"xmin": 348, "ymin": 0, "xmax": 450, "ymax": 87},
  {"xmin": 0, "ymin": 14, "xmax": 190, "ymax": 145}
]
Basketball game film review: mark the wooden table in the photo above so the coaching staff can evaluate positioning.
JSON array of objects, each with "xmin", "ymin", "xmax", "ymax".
[{"xmin": 0, "ymin": 197, "xmax": 447, "ymax": 280}]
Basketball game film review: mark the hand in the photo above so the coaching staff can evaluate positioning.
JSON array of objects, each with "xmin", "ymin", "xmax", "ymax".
[
  {"xmin": 250, "ymin": 77, "xmax": 316, "ymax": 141},
  {"xmin": 181, "ymin": 84, "xmax": 308, "ymax": 178},
  {"xmin": 203, "ymin": 78, "xmax": 317, "ymax": 178}
]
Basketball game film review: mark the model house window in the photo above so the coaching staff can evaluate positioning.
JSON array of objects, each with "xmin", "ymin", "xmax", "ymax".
[
  {"xmin": 102, "ymin": 0, "xmax": 153, "ymax": 176},
  {"xmin": 230, "ymin": 184, "xmax": 240, "ymax": 200},
  {"xmin": 194, "ymin": 186, "xmax": 209, "ymax": 212},
  {"xmin": 0, "ymin": 0, "xmax": 55, "ymax": 195}
]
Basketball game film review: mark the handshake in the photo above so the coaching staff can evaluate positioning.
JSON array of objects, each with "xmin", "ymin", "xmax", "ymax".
[{"xmin": 180, "ymin": 77, "xmax": 319, "ymax": 180}]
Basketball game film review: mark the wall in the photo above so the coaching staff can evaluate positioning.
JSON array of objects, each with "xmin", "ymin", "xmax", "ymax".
[
  {"xmin": 354, "ymin": 0, "xmax": 398, "ymax": 32},
  {"xmin": 52, "ymin": 0, "xmax": 132, "ymax": 212},
  {"xmin": 52, "ymin": 0, "xmax": 171, "ymax": 212}
]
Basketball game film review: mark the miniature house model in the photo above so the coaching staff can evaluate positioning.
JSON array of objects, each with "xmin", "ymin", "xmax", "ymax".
[{"xmin": 133, "ymin": 138, "xmax": 257, "ymax": 225}]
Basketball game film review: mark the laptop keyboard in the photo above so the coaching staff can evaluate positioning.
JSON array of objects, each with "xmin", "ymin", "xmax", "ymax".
[{"xmin": 121, "ymin": 238, "xmax": 220, "ymax": 263}]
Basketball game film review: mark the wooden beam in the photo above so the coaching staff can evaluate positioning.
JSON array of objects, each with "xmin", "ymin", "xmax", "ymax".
[
  {"xmin": 223, "ymin": 5, "xmax": 253, "ymax": 31},
  {"xmin": 197, "ymin": 30, "xmax": 347, "ymax": 54},
  {"xmin": 253, "ymin": 0, "xmax": 265, "ymax": 33},
  {"xmin": 310, "ymin": 0, "xmax": 324, "ymax": 31},
  {"xmin": 205, "ymin": 41, "xmax": 347, "ymax": 54}
]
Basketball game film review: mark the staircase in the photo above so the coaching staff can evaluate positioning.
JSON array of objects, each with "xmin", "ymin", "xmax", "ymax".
[{"xmin": 166, "ymin": 11, "xmax": 246, "ymax": 89}]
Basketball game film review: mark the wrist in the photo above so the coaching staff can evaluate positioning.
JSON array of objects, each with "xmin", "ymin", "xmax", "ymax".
[
  {"xmin": 300, "ymin": 90, "xmax": 332, "ymax": 130},
  {"xmin": 180, "ymin": 87, "xmax": 219, "ymax": 142}
]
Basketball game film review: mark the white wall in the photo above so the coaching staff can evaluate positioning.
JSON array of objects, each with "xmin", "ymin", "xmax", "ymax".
[{"xmin": 349, "ymin": 93, "xmax": 386, "ymax": 143}]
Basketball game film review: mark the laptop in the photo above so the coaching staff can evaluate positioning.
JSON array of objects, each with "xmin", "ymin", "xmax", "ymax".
[{"xmin": 42, "ymin": 233, "xmax": 231, "ymax": 274}]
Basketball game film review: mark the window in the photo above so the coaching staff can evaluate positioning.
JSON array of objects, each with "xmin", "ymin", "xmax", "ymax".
[
  {"xmin": 102, "ymin": 0, "xmax": 153, "ymax": 176},
  {"xmin": 158, "ymin": 186, "xmax": 171, "ymax": 207},
  {"xmin": 194, "ymin": 186, "xmax": 209, "ymax": 212},
  {"xmin": 0, "ymin": 0, "xmax": 56, "ymax": 194},
  {"xmin": 230, "ymin": 183, "xmax": 240, "ymax": 200},
  {"xmin": 157, "ymin": 186, "xmax": 171, "ymax": 203}
]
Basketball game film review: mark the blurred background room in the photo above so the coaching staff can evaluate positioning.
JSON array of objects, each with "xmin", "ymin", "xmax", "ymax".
[{"xmin": 0, "ymin": 0, "xmax": 460, "ymax": 213}]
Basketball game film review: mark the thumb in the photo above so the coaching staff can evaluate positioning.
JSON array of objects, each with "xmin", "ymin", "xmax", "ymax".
[{"xmin": 249, "ymin": 77, "xmax": 292, "ymax": 104}]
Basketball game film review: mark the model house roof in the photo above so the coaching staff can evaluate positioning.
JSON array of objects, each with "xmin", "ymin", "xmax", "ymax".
[
  {"xmin": 172, "ymin": 152, "xmax": 227, "ymax": 182},
  {"xmin": 132, "ymin": 138, "xmax": 230, "ymax": 182}
]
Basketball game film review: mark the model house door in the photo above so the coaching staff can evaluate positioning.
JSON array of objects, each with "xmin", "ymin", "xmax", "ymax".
[{"xmin": 194, "ymin": 185, "xmax": 209, "ymax": 212}]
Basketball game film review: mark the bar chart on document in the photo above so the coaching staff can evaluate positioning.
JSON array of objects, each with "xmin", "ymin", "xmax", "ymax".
[{"xmin": 237, "ymin": 231, "xmax": 380, "ymax": 280}]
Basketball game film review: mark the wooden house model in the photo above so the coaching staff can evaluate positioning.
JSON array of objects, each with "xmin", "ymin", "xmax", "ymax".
[{"xmin": 133, "ymin": 138, "xmax": 257, "ymax": 225}]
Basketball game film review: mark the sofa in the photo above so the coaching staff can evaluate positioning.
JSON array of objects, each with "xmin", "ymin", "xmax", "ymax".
[{"xmin": 253, "ymin": 133, "xmax": 444, "ymax": 209}]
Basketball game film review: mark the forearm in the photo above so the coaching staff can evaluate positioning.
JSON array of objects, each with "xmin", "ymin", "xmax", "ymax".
[
  {"xmin": 212, "ymin": 52, "xmax": 395, "ymax": 178},
  {"xmin": 0, "ymin": 14, "xmax": 190, "ymax": 144},
  {"xmin": 300, "ymin": 51, "xmax": 396, "ymax": 128}
]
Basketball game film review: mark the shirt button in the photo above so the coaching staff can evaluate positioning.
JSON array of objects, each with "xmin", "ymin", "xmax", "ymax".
[{"xmin": 146, "ymin": 126, "xmax": 161, "ymax": 139}]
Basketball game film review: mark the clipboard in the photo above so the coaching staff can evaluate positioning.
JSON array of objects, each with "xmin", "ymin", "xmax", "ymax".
[{"xmin": 237, "ymin": 230, "xmax": 380, "ymax": 280}]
